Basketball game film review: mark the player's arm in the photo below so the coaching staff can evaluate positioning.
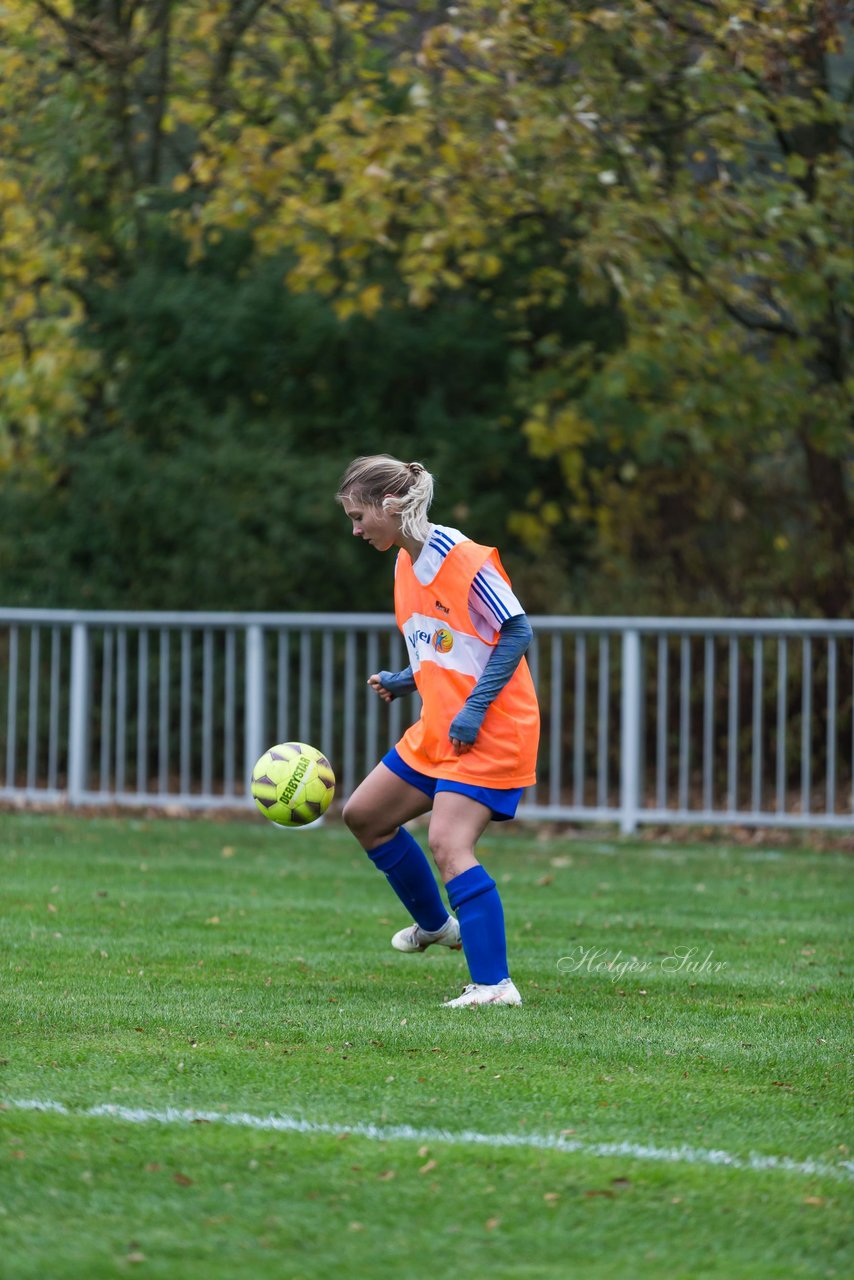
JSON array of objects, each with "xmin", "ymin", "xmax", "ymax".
[
  {"xmin": 449, "ymin": 613, "xmax": 533, "ymax": 752},
  {"xmin": 368, "ymin": 667, "xmax": 417, "ymax": 704}
]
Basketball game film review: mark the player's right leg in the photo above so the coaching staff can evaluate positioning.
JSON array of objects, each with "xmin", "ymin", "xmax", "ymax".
[
  {"xmin": 342, "ymin": 760, "xmax": 433, "ymax": 849},
  {"xmin": 343, "ymin": 763, "xmax": 461, "ymax": 951}
]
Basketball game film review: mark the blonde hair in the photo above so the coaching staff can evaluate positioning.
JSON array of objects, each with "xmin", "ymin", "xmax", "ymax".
[{"xmin": 336, "ymin": 454, "xmax": 434, "ymax": 541}]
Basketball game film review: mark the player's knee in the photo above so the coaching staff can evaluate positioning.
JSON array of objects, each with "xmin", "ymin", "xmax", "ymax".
[
  {"xmin": 342, "ymin": 794, "xmax": 373, "ymax": 843},
  {"xmin": 343, "ymin": 794, "xmax": 393, "ymax": 849},
  {"xmin": 428, "ymin": 827, "xmax": 461, "ymax": 875}
]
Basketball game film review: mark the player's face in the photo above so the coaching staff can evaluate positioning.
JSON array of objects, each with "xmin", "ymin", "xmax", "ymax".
[{"xmin": 343, "ymin": 500, "xmax": 400, "ymax": 552}]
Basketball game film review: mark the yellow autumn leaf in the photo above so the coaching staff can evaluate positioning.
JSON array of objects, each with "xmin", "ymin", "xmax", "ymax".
[
  {"xmin": 11, "ymin": 292, "xmax": 36, "ymax": 320},
  {"xmin": 357, "ymin": 284, "xmax": 383, "ymax": 317}
]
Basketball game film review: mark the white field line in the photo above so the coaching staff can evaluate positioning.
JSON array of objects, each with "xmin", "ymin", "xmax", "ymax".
[{"xmin": 4, "ymin": 1097, "xmax": 853, "ymax": 1182}]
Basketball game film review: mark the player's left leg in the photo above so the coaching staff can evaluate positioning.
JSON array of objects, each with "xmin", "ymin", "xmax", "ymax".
[
  {"xmin": 343, "ymin": 760, "xmax": 458, "ymax": 946},
  {"xmin": 428, "ymin": 792, "xmax": 522, "ymax": 1007}
]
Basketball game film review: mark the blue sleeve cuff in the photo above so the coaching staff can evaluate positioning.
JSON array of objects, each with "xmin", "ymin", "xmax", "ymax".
[{"xmin": 377, "ymin": 667, "xmax": 417, "ymax": 699}]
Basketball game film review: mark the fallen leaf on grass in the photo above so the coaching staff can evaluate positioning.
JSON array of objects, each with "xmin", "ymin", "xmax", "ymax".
[
  {"xmin": 803, "ymin": 1196, "xmax": 825, "ymax": 1206},
  {"xmin": 127, "ymin": 1251, "xmax": 146, "ymax": 1264},
  {"xmin": 419, "ymin": 1159, "xmax": 437, "ymax": 1175},
  {"xmin": 378, "ymin": 1170, "xmax": 396, "ymax": 1181},
  {"xmin": 485, "ymin": 1217, "xmax": 501, "ymax": 1230},
  {"xmin": 173, "ymin": 1173, "xmax": 193, "ymax": 1186}
]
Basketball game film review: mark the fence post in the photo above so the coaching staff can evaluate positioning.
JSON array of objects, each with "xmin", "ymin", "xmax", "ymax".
[
  {"xmin": 68, "ymin": 622, "xmax": 90, "ymax": 804},
  {"xmin": 620, "ymin": 628, "xmax": 641, "ymax": 835},
  {"xmin": 244, "ymin": 624, "xmax": 266, "ymax": 786}
]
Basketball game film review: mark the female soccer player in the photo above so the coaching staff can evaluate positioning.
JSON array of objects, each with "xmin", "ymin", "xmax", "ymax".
[{"xmin": 336, "ymin": 455, "xmax": 540, "ymax": 1007}]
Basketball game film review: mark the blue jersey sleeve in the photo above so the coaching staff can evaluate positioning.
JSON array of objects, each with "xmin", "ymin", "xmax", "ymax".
[{"xmin": 448, "ymin": 614, "xmax": 533, "ymax": 744}]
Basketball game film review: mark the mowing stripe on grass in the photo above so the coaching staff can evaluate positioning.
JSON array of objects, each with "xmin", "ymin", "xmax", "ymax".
[{"xmin": 4, "ymin": 1097, "xmax": 852, "ymax": 1182}]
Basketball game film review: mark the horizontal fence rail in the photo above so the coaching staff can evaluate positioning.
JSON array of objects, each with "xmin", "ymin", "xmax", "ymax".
[{"xmin": 1, "ymin": 609, "xmax": 853, "ymax": 832}]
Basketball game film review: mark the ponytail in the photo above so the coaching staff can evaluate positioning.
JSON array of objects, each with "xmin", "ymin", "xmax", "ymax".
[{"xmin": 336, "ymin": 455, "xmax": 434, "ymax": 541}]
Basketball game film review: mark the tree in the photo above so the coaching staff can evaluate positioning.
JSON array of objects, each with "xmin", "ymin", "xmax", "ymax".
[
  {"xmin": 190, "ymin": 0, "xmax": 853, "ymax": 614},
  {"xmin": 0, "ymin": 229, "xmax": 607, "ymax": 611},
  {"xmin": 2, "ymin": 2, "xmax": 850, "ymax": 614},
  {"xmin": 0, "ymin": 1, "xmax": 412, "ymax": 463},
  {"xmin": 1, "ymin": 0, "xmax": 620, "ymax": 613}
]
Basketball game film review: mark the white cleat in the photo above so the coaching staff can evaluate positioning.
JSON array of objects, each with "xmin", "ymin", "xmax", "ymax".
[
  {"xmin": 391, "ymin": 916, "xmax": 462, "ymax": 953},
  {"xmin": 443, "ymin": 978, "xmax": 522, "ymax": 1008}
]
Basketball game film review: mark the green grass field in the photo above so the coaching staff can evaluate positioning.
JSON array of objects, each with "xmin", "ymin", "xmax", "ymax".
[{"xmin": 1, "ymin": 811, "xmax": 851, "ymax": 1279}]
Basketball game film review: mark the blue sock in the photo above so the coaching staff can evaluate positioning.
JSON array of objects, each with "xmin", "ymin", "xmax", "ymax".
[
  {"xmin": 446, "ymin": 865, "xmax": 509, "ymax": 985},
  {"xmin": 367, "ymin": 828, "xmax": 449, "ymax": 933}
]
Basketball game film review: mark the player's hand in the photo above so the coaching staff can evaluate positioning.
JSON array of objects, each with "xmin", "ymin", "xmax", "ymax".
[
  {"xmin": 367, "ymin": 674, "xmax": 394, "ymax": 704},
  {"xmin": 449, "ymin": 703, "xmax": 482, "ymax": 754}
]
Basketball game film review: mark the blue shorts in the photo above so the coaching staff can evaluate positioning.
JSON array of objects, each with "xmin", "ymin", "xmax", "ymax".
[{"xmin": 382, "ymin": 747, "xmax": 524, "ymax": 822}]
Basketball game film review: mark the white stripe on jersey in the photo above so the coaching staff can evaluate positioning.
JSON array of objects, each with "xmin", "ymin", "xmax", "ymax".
[
  {"xmin": 412, "ymin": 525, "xmax": 467, "ymax": 584},
  {"xmin": 410, "ymin": 525, "xmax": 524, "ymax": 642}
]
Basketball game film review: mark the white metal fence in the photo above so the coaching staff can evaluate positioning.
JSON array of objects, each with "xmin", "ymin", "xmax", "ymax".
[{"xmin": 1, "ymin": 608, "xmax": 852, "ymax": 832}]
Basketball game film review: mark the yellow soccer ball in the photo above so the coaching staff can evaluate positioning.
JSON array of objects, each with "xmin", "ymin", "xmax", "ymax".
[{"xmin": 250, "ymin": 742, "xmax": 335, "ymax": 827}]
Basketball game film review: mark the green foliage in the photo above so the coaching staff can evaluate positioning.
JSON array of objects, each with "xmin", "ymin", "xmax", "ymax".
[
  {"xmin": 0, "ymin": 233, "xmax": 607, "ymax": 610},
  {"xmin": 1, "ymin": 1, "xmax": 851, "ymax": 615},
  {"xmin": 189, "ymin": 1, "xmax": 853, "ymax": 614}
]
